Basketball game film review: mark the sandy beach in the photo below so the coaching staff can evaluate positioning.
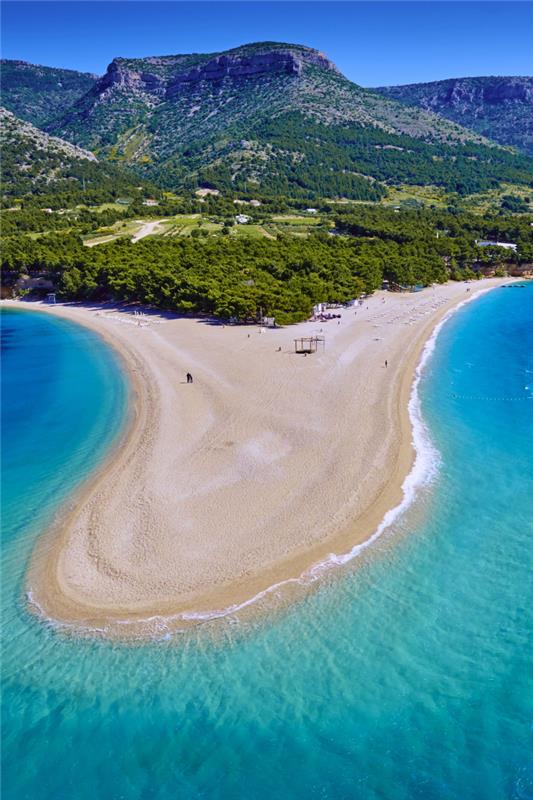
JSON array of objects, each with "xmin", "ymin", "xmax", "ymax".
[{"xmin": 18, "ymin": 279, "xmax": 509, "ymax": 635}]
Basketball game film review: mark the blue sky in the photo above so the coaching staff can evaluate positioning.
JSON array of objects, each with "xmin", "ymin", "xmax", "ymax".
[{"xmin": 1, "ymin": 1, "xmax": 532, "ymax": 86}]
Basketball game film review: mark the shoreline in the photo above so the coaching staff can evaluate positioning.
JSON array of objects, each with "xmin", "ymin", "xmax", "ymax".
[{"xmin": 6, "ymin": 279, "xmax": 511, "ymax": 638}]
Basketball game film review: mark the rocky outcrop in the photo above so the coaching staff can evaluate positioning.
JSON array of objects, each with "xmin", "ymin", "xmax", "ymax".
[
  {"xmin": 94, "ymin": 44, "xmax": 340, "ymax": 102},
  {"xmin": 374, "ymin": 76, "xmax": 533, "ymax": 154},
  {"xmin": 377, "ymin": 76, "xmax": 533, "ymax": 109},
  {"xmin": 98, "ymin": 60, "xmax": 167, "ymax": 98}
]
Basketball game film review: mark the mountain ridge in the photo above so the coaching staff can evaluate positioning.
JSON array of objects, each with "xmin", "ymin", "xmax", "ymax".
[
  {"xmin": 374, "ymin": 75, "xmax": 533, "ymax": 155},
  {"xmin": 49, "ymin": 42, "xmax": 490, "ymax": 149},
  {"xmin": 46, "ymin": 41, "xmax": 533, "ymax": 199},
  {"xmin": 2, "ymin": 45, "xmax": 532, "ymax": 199}
]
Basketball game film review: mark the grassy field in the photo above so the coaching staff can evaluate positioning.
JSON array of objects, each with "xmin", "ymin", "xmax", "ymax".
[
  {"xmin": 79, "ymin": 202, "xmax": 132, "ymax": 214},
  {"xmin": 461, "ymin": 183, "xmax": 532, "ymax": 214},
  {"xmin": 81, "ymin": 211, "xmax": 336, "ymax": 246},
  {"xmin": 83, "ymin": 218, "xmax": 145, "ymax": 246},
  {"xmin": 379, "ymin": 183, "xmax": 531, "ymax": 215},
  {"xmin": 69, "ymin": 186, "xmax": 533, "ymax": 250},
  {"xmin": 271, "ymin": 215, "xmax": 323, "ymax": 224}
]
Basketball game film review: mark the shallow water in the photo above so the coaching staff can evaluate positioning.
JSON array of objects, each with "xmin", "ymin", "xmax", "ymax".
[{"xmin": 1, "ymin": 288, "xmax": 532, "ymax": 800}]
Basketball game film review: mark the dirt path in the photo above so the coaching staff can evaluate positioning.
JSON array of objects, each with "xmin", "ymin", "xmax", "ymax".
[{"xmin": 131, "ymin": 219, "xmax": 169, "ymax": 242}]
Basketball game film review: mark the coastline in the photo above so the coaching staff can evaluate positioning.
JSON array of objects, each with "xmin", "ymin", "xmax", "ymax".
[{"xmin": 8, "ymin": 279, "xmax": 511, "ymax": 638}]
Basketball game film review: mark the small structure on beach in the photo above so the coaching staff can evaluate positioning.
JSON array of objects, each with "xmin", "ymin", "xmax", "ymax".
[
  {"xmin": 46, "ymin": 293, "xmax": 56, "ymax": 304},
  {"xmin": 294, "ymin": 336, "xmax": 325, "ymax": 354}
]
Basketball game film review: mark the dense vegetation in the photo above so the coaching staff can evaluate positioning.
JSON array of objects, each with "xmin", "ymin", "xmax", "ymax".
[
  {"xmin": 162, "ymin": 114, "xmax": 533, "ymax": 199},
  {"xmin": 0, "ymin": 60, "xmax": 97, "ymax": 127},
  {"xmin": 2, "ymin": 46, "xmax": 531, "ymax": 324},
  {"xmin": 3, "ymin": 205, "xmax": 530, "ymax": 322},
  {"xmin": 0, "ymin": 108, "xmax": 154, "ymax": 204}
]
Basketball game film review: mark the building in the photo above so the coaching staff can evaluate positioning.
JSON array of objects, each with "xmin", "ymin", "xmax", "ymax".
[
  {"xmin": 235, "ymin": 214, "xmax": 251, "ymax": 224},
  {"xmin": 476, "ymin": 240, "xmax": 517, "ymax": 252}
]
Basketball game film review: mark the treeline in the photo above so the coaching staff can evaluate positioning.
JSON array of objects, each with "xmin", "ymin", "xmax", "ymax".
[
  {"xmin": 2, "ymin": 206, "xmax": 531, "ymax": 323},
  {"xmin": 2, "ymin": 235, "xmax": 383, "ymax": 323},
  {"xmin": 0, "ymin": 193, "xmax": 335, "ymax": 235},
  {"xmin": 255, "ymin": 115, "xmax": 533, "ymax": 196},
  {"xmin": 0, "ymin": 230, "xmax": 447, "ymax": 322},
  {"xmin": 335, "ymin": 205, "xmax": 533, "ymax": 275}
]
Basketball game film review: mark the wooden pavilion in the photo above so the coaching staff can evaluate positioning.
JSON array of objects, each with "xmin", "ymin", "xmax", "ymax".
[{"xmin": 293, "ymin": 336, "xmax": 325, "ymax": 354}]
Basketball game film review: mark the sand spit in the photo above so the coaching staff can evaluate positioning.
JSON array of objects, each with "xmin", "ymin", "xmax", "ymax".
[{"xmin": 15, "ymin": 279, "xmax": 509, "ymax": 636}]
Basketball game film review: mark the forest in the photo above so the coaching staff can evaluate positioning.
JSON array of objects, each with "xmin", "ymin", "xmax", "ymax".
[{"xmin": 2, "ymin": 205, "xmax": 531, "ymax": 323}]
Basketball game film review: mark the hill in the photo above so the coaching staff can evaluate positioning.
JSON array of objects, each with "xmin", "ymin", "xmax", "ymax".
[
  {"xmin": 0, "ymin": 108, "xmax": 147, "ymax": 204},
  {"xmin": 0, "ymin": 60, "xmax": 98, "ymax": 128},
  {"xmin": 46, "ymin": 42, "xmax": 533, "ymax": 199},
  {"xmin": 375, "ymin": 76, "xmax": 533, "ymax": 156}
]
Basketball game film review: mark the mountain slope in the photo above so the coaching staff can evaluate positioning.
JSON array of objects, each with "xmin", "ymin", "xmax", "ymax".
[
  {"xmin": 49, "ymin": 42, "xmax": 485, "ymax": 150},
  {"xmin": 375, "ymin": 76, "xmax": 533, "ymax": 156},
  {"xmin": 44, "ymin": 42, "xmax": 532, "ymax": 199},
  {"xmin": 0, "ymin": 60, "xmax": 98, "ymax": 128},
  {"xmin": 0, "ymin": 108, "xmax": 144, "ymax": 201}
]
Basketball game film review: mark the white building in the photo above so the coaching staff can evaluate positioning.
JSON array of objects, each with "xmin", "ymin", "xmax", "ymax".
[
  {"xmin": 235, "ymin": 214, "xmax": 251, "ymax": 224},
  {"xmin": 476, "ymin": 240, "xmax": 517, "ymax": 252}
]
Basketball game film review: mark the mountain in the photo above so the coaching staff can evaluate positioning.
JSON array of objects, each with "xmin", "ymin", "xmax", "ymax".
[
  {"xmin": 0, "ymin": 60, "xmax": 98, "ymax": 128},
  {"xmin": 374, "ymin": 76, "xmax": 533, "ymax": 156},
  {"xmin": 45, "ymin": 42, "xmax": 533, "ymax": 199},
  {"xmin": 0, "ymin": 108, "xmax": 144, "ymax": 202}
]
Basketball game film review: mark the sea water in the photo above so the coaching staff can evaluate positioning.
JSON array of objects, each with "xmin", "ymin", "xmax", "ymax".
[{"xmin": 1, "ymin": 288, "xmax": 532, "ymax": 800}]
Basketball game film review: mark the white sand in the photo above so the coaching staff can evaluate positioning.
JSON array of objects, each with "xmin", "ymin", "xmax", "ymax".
[{"xmin": 19, "ymin": 279, "xmax": 509, "ymax": 635}]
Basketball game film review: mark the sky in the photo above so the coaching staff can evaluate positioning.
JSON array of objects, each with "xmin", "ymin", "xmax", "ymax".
[{"xmin": 1, "ymin": 1, "xmax": 532, "ymax": 86}]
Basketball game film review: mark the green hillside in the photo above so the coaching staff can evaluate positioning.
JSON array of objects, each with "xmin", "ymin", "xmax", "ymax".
[
  {"xmin": 0, "ymin": 60, "xmax": 98, "ymax": 127},
  {"xmin": 0, "ymin": 108, "xmax": 149, "ymax": 205},
  {"xmin": 46, "ymin": 42, "xmax": 533, "ymax": 199}
]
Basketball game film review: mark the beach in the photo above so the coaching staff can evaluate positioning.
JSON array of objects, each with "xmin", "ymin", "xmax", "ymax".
[{"xmin": 19, "ymin": 278, "xmax": 509, "ymax": 635}]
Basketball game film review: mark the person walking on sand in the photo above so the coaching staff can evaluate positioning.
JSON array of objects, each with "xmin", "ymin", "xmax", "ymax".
[
  {"xmin": 385, "ymin": 360, "xmax": 388, "ymax": 368},
  {"xmin": 186, "ymin": 372, "xmax": 193, "ymax": 384}
]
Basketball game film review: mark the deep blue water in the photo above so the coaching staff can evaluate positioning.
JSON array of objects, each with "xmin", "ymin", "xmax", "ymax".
[{"xmin": 1, "ymin": 288, "xmax": 532, "ymax": 800}]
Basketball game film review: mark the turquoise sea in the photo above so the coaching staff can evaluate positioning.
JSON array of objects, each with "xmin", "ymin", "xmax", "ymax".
[{"xmin": 1, "ymin": 289, "xmax": 532, "ymax": 800}]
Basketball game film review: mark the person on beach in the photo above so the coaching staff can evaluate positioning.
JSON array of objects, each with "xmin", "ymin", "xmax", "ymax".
[
  {"xmin": 385, "ymin": 360, "xmax": 388, "ymax": 368},
  {"xmin": 186, "ymin": 372, "xmax": 193, "ymax": 383}
]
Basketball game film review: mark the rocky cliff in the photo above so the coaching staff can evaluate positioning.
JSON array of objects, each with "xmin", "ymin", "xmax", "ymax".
[
  {"xmin": 375, "ymin": 76, "xmax": 533, "ymax": 155},
  {"xmin": 91, "ymin": 43, "xmax": 339, "ymax": 102}
]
